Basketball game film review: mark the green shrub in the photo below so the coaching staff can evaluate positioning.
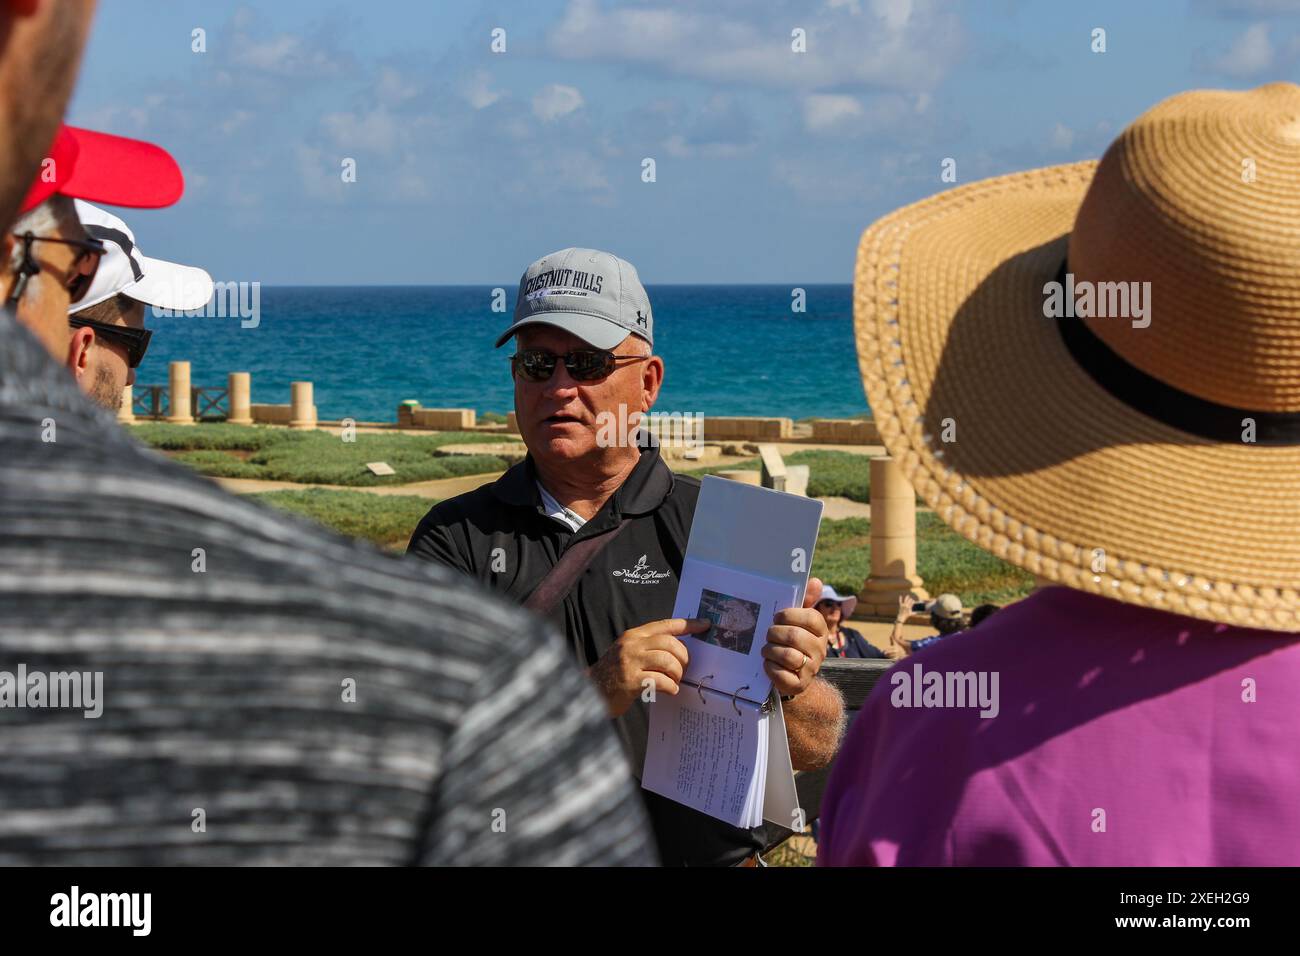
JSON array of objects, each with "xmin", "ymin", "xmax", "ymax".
[
  {"xmin": 812, "ymin": 515, "xmax": 1034, "ymax": 608},
  {"xmin": 127, "ymin": 422, "xmax": 304, "ymax": 451}
]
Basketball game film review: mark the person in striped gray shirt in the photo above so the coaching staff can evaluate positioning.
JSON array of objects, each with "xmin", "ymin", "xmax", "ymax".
[
  {"xmin": 0, "ymin": 302, "xmax": 655, "ymax": 865},
  {"xmin": 0, "ymin": 0, "xmax": 654, "ymax": 867}
]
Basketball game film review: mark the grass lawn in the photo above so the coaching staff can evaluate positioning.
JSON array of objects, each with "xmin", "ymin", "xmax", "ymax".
[
  {"xmin": 248, "ymin": 487, "xmax": 1033, "ymax": 607},
  {"xmin": 248, "ymin": 488, "xmax": 435, "ymax": 550},
  {"xmin": 683, "ymin": 450, "xmax": 886, "ymax": 504},
  {"xmin": 128, "ymin": 423, "xmax": 519, "ymax": 486}
]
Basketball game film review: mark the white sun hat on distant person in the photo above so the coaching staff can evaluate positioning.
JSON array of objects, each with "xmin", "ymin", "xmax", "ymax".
[
  {"xmin": 68, "ymin": 199, "xmax": 213, "ymax": 313},
  {"xmin": 817, "ymin": 584, "xmax": 858, "ymax": 620},
  {"xmin": 929, "ymin": 593, "xmax": 964, "ymax": 622}
]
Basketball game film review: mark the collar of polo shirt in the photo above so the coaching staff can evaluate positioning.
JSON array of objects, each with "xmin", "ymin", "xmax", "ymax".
[{"xmin": 493, "ymin": 440, "xmax": 674, "ymax": 522}]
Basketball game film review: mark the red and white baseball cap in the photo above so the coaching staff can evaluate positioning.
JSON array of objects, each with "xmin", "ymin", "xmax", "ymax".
[
  {"xmin": 69, "ymin": 201, "xmax": 213, "ymax": 313},
  {"xmin": 18, "ymin": 124, "xmax": 184, "ymax": 215}
]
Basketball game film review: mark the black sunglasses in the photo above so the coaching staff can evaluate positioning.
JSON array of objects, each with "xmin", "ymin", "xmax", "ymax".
[
  {"xmin": 510, "ymin": 347, "xmax": 649, "ymax": 383},
  {"xmin": 8, "ymin": 231, "xmax": 106, "ymax": 305},
  {"xmin": 68, "ymin": 315, "xmax": 152, "ymax": 369}
]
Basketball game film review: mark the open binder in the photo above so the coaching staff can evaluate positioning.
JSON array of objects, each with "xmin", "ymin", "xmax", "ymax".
[{"xmin": 641, "ymin": 476, "xmax": 824, "ymax": 830}]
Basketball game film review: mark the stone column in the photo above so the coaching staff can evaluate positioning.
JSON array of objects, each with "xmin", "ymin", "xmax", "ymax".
[
  {"xmin": 166, "ymin": 361, "xmax": 194, "ymax": 424},
  {"xmin": 117, "ymin": 385, "xmax": 135, "ymax": 424},
  {"xmin": 227, "ymin": 372, "xmax": 253, "ymax": 425},
  {"xmin": 858, "ymin": 455, "xmax": 928, "ymax": 616},
  {"xmin": 289, "ymin": 381, "xmax": 316, "ymax": 429}
]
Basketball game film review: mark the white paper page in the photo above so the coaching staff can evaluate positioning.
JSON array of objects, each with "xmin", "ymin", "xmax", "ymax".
[
  {"xmin": 671, "ymin": 560, "xmax": 795, "ymax": 702},
  {"xmin": 762, "ymin": 693, "xmax": 801, "ymax": 831},
  {"xmin": 642, "ymin": 686, "xmax": 766, "ymax": 829},
  {"xmin": 746, "ymin": 712, "xmax": 770, "ymax": 829},
  {"xmin": 685, "ymin": 476, "xmax": 824, "ymax": 589}
]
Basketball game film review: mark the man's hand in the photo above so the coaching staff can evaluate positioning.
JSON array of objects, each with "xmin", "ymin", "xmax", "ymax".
[
  {"xmin": 762, "ymin": 577, "xmax": 829, "ymax": 698},
  {"xmin": 588, "ymin": 618, "xmax": 707, "ymax": 718}
]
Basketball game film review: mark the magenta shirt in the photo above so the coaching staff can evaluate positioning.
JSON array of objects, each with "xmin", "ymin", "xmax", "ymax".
[{"xmin": 818, "ymin": 586, "xmax": 1300, "ymax": 866}]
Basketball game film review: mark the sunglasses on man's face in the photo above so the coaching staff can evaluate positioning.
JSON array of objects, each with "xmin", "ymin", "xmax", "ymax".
[
  {"xmin": 510, "ymin": 347, "xmax": 649, "ymax": 383},
  {"xmin": 68, "ymin": 315, "xmax": 152, "ymax": 369},
  {"xmin": 9, "ymin": 231, "xmax": 106, "ymax": 305}
]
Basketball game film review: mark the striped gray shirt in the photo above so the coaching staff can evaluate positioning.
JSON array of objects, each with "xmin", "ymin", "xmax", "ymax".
[{"xmin": 0, "ymin": 313, "xmax": 655, "ymax": 865}]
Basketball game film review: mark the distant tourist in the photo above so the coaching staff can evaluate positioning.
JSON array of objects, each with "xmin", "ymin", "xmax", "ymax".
[
  {"xmin": 816, "ymin": 585, "xmax": 888, "ymax": 660},
  {"xmin": 0, "ymin": 7, "xmax": 652, "ymax": 866},
  {"xmin": 819, "ymin": 84, "xmax": 1300, "ymax": 866},
  {"xmin": 969, "ymin": 603, "xmax": 999, "ymax": 628},
  {"xmin": 408, "ymin": 247, "xmax": 845, "ymax": 866},
  {"xmin": 887, "ymin": 593, "xmax": 965, "ymax": 655},
  {"xmin": 65, "ymin": 201, "xmax": 212, "ymax": 411}
]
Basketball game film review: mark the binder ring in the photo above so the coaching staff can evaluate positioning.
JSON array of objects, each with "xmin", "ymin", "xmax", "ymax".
[
  {"xmin": 697, "ymin": 674, "xmax": 714, "ymax": 706},
  {"xmin": 732, "ymin": 685, "xmax": 749, "ymax": 716}
]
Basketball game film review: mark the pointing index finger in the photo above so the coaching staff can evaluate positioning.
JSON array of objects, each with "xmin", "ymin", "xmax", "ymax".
[{"xmin": 660, "ymin": 618, "xmax": 711, "ymax": 636}]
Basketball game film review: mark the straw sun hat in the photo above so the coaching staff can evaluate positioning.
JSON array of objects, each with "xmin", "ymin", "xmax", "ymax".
[{"xmin": 855, "ymin": 83, "xmax": 1300, "ymax": 633}]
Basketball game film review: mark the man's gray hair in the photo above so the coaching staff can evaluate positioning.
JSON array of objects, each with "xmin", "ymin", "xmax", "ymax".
[
  {"xmin": 7, "ymin": 195, "xmax": 79, "ymax": 303},
  {"xmin": 627, "ymin": 333, "xmax": 652, "ymax": 356}
]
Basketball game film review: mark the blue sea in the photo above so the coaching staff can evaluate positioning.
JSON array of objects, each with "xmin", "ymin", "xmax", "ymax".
[{"xmin": 137, "ymin": 285, "xmax": 869, "ymax": 423}]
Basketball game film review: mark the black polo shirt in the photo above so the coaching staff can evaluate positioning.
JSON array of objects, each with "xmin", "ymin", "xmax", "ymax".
[{"xmin": 406, "ymin": 443, "xmax": 766, "ymax": 866}]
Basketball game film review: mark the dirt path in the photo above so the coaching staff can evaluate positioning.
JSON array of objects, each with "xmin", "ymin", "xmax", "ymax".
[{"xmin": 214, "ymin": 472, "xmax": 504, "ymax": 499}]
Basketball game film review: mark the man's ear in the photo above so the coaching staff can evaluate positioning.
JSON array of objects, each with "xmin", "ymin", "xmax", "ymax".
[
  {"xmin": 66, "ymin": 324, "xmax": 95, "ymax": 382},
  {"xmin": 641, "ymin": 355, "xmax": 665, "ymax": 411}
]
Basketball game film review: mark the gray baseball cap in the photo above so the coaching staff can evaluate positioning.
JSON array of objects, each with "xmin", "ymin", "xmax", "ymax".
[{"xmin": 495, "ymin": 247, "xmax": 653, "ymax": 350}]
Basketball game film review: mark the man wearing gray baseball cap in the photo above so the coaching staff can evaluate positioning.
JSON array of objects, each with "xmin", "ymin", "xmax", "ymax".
[{"xmin": 409, "ymin": 247, "xmax": 844, "ymax": 867}]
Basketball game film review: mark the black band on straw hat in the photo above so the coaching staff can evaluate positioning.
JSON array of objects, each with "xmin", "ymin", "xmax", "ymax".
[{"xmin": 1054, "ymin": 259, "xmax": 1300, "ymax": 446}]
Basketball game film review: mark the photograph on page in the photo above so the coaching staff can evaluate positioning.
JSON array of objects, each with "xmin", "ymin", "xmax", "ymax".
[{"xmin": 670, "ymin": 561, "xmax": 798, "ymax": 699}]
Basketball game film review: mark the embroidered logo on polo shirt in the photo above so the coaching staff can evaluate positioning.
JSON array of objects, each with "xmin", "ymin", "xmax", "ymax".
[{"xmin": 612, "ymin": 554, "xmax": 671, "ymax": 584}]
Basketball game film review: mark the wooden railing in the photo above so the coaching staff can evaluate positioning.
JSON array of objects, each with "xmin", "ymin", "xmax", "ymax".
[
  {"xmin": 132, "ymin": 385, "xmax": 228, "ymax": 421},
  {"xmin": 192, "ymin": 387, "xmax": 228, "ymax": 420},
  {"xmin": 132, "ymin": 385, "xmax": 168, "ymax": 419}
]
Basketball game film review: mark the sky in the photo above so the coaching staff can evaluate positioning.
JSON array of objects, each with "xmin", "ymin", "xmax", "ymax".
[{"xmin": 68, "ymin": 0, "xmax": 1300, "ymax": 286}]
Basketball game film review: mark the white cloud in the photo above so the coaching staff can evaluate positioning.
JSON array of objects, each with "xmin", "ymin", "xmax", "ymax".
[
  {"xmin": 870, "ymin": 0, "xmax": 914, "ymax": 32},
  {"xmin": 321, "ymin": 107, "xmax": 400, "ymax": 153},
  {"xmin": 802, "ymin": 91, "xmax": 937, "ymax": 138},
  {"xmin": 377, "ymin": 67, "xmax": 420, "ymax": 106},
  {"xmin": 654, "ymin": 93, "xmax": 756, "ymax": 157},
  {"xmin": 1194, "ymin": 0, "xmax": 1300, "ymax": 15},
  {"xmin": 464, "ymin": 70, "xmax": 503, "ymax": 110},
  {"xmin": 547, "ymin": 0, "xmax": 962, "ymax": 93},
  {"xmin": 532, "ymin": 84, "xmax": 584, "ymax": 121},
  {"xmin": 295, "ymin": 144, "xmax": 349, "ymax": 204},
  {"xmin": 1203, "ymin": 22, "xmax": 1274, "ymax": 75},
  {"xmin": 1049, "ymin": 122, "xmax": 1075, "ymax": 150},
  {"xmin": 804, "ymin": 94, "xmax": 863, "ymax": 131},
  {"xmin": 219, "ymin": 110, "xmax": 254, "ymax": 135},
  {"xmin": 231, "ymin": 31, "xmax": 349, "ymax": 79}
]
